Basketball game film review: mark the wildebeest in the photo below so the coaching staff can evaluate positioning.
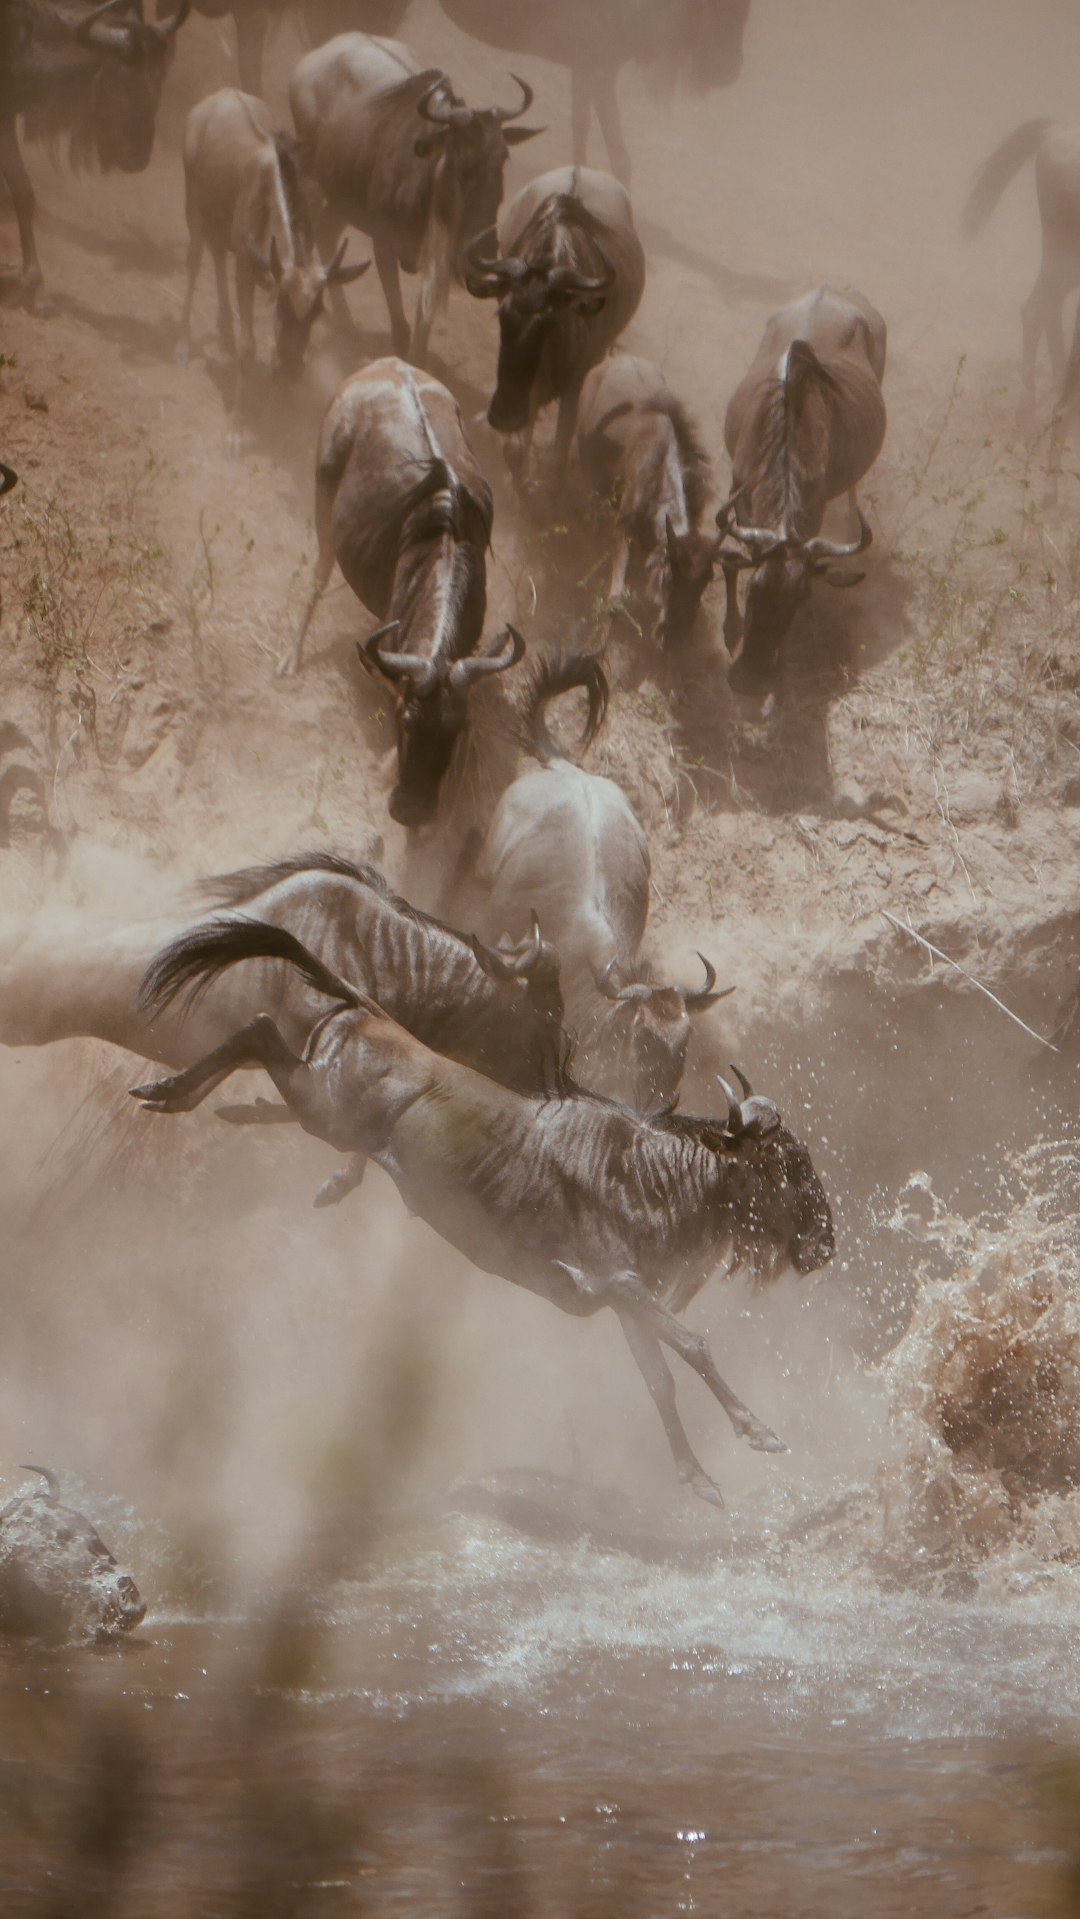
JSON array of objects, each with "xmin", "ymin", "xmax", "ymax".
[
  {"xmin": 465, "ymin": 164, "xmax": 646, "ymax": 483},
  {"xmin": 479, "ymin": 650, "xmax": 730, "ymax": 1114},
  {"xmin": 177, "ymin": 89, "xmax": 369, "ymax": 379},
  {"xmin": 435, "ymin": 0, "xmax": 750, "ymax": 185},
  {"xmin": 578, "ymin": 353, "xmax": 721, "ymax": 649},
  {"xmin": 289, "ymin": 33, "xmax": 542, "ymax": 366},
  {"xmin": 283, "ymin": 358, "xmax": 522, "ymax": 828},
  {"xmin": 962, "ymin": 120, "xmax": 1080, "ymax": 402},
  {"xmin": 0, "ymin": 0, "xmax": 189, "ymax": 298},
  {"xmin": 0, "ymin": 1465, "xmax": 145, "ymax": 1642},
  {"xmin": 132, "ymin": 924, "xmax": 834, "ymax": 1505},
  {"xmin": 156, "ymin": 0, "xmax": 412, "ymax": 101},
  {"xmin": 718, "ymin": 285, "xmax": 887, "ymax": 694}
]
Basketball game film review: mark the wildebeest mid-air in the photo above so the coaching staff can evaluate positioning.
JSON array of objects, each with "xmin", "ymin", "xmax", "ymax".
[
  {"xmin": 289, "ymin": 31, "xmax": 542, "ymax": 367},
  {"xmin": 465, "ymin": 163, "xmax": 646, "ymax": 485},
  {"xmin": 178, "ymin": 88, "xmax": 369, "ymax": 380},
  {"xmin": 0, "ymin": 0, "xmax": 189, "ymax": 299},
  {"xmin": 435, "ymin": 0, "xmax": 751, "ymax": 185},
  {"xmin": 718, "ymin": 284, "xmax": 887, "ymax": 695},
  {"xmin": 283, "ymin": 357, "xmax": 523, "ymax": 828},
  {"xmin": 132, "ymin": 923, "xmax": 834, "ymax": 1506}
]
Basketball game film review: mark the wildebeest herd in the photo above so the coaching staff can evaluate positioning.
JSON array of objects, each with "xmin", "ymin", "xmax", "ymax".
[{"xmin": 0, "ymin": 0, "xmax": 1076, "ymax": 1633}]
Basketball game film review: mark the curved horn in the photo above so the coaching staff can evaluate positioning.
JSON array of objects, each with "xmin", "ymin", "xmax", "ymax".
[
  {"xmin": 801, "ymin": 510, "xmax": 873, "ymax": 566},
  {"xmin": 682, "ymin": 954, "xmax": 735, "ymax": 1012},
  {"xmin": 725, "ymin": 517, "xmax": 788, "ymax": 561},
  {"xmin": 715, "ymin": 1075, "xmax": 745, "ymax": 1136},
  {"xmin": 462, "ymin": 228, "xmax": 527, "ymax": 296},
  {"xmin": 517, "ymin": 910, "xmax": 543, "ymax": 973},
  {"xmin": 548, "ymin": 242, "xmax": 616, "ymax": 298},
  {"xmin": 416, "ymin": 75, "xmax": 470, "ymax": 128},
  {"xmin": 730, "ymin": 1062, "xmax": 753, "ymax": 1100},
  {"xmin": 361, "ymin": 624, "xmax": 438, "ymax": 691},
  {"xmin": 20, "ymin": 1464, "xmax": 59, "ymax": 1502},
  {"xmin": 74, "ymin": 0, "xmax": 132, "ymax": 43},
  {"xmin": 494, "ymin": 73, "xmax": 534, "ymax": 122},
  {"xmin": 448, "ymin": 623, "xmax": 525, "ymax": 687},
  {"xmin": 714, "ymin": 486, "xmax": 747, "ymax": 534},
  {"xmin": 0, "ymin": 463, "xmax": 17, "ymax": 495}
]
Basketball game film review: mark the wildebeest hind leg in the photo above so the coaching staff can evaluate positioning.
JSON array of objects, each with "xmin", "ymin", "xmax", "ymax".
[
  {"xmin": 609, "ymin": 1273, "xmax": 787, "ymax": 1455},
  {"xmin": 313, "ymin": 1152, "xmax": 367, "ymax": 1209},
  {"xmin": 0, "ymin": 120, "xmax": 41, "ymax": 293},
  {"xmin": 619, "ymin": 1316, "xmax": 725, "ymax": 1508},
  {"xmin": 130, "ymin": 1014, "xmax": 304, "ymax": 1115},
  {"xmin": 374, "ymin": 235, "xmax": 410, "ymax": 358}
]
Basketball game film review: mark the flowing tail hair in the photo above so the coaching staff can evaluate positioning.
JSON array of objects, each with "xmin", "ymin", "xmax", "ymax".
[
  {"xmin": 519, "ymin": 646, "xmax": 609, "ymax": 767},
  {"xmin": 137, "ymin": 917, "xmax": 368, "ymax": 1021}
]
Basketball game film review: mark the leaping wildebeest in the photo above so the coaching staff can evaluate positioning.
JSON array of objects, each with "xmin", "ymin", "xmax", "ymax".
[
  {"xmin": 962, "ymin": 120, "xmax": 1080, "ymax": 403},
  {"xmin": 435, "ymin": 0, "xmax": 750, "ymax": 186},
  {"xmin": 0, "ymin": 0, "xmax": 189, "ymax": 300},
  {"xmin": 289, "ymin": 32, "xmax": 542, "ymax": 366},
  {"xmin": 578, "ymin": 353, "xmax": 722, "ymax": 650},
  {"xmin": 177, "ymin": 89, "xmax": 369, "ymax": 379},
  {"xmin": 718, "ymin": 285, "xmax": 886, "ymax": 696},
  {"xmin": 464, "ymin": 164, "xmax": 646, "ymax": 485},
  {"xmin": 132, "ymin": 922, "xmax": 834, "ymax": 1506},
  {"xmin": 282, "ymin": 357, "xmax": 523, "ymax": 828},
  {"xmin": 478, "ymin": 649, "xmax": 731, "ymax": 1114}
]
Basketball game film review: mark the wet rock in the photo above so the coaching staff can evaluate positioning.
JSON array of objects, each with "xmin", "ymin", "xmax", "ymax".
[{"xmin": 0, "ymin": 1468, "xmax": 146, "ymax": 1644}]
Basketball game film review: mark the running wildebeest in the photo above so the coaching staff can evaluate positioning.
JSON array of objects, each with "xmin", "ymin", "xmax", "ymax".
[
  {"xmin": 435, "ymin": 0, "xmax": 750, "ymax": 186},
  {"xmin": 289, "ymin": 32, "xmax": 542, "ymax": 366},
  {"xmin": 578, "ymin": 353, "xmax": 721, "ymax": 650},
  {"xmin": 0, "ymin": 0, "xmax": 189, "ymax": 299},
  {"xmin": 479, "ymin": 649, "xmax": 730, "ymax": 1114},
  {"xmin": 178, "ymin": 89, "xmax": 369, "ymax": 378},
  {"xmin": 132, "ymin": 923, "xmax": 834, "ymax": 1506},
  {"xmin": 464, "ymin": 164, "xmax": 646, "ymax": 484},
  {"xmin": 283, "ymin": 357, "xmax": 522, "ymax": 827},
  {"xmin": 962, "ymin": 120, "xmax": 1080, "ymax": 402},
  {"xmin": 0, "ymin": 1466, "xmax": 145, "ymax": 1642},
  {"xmin": 718, "ymin": 284, "xmax": 887, "ymax": 695}
]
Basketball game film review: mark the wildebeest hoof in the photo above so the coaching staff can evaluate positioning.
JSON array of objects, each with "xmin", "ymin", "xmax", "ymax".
[
  {"xmin": 686, "ymin": 1470, "xmax": 725, "ymax": 1509},
  {"xmin": 739, "ymin": 1415, "xmax": 787, "ymax": 1454},
  {"xmin": 129, "ymin": 1076, "xmax": 195, "ymax": 1114},
  {"xmin": 313, "ymin": 1168, "xmax": 356, "ymax": 1207}
]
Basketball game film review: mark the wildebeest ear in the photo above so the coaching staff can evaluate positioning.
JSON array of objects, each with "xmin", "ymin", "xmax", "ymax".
[{"xmin": 503, "ymin": 124, "xmax": 545, "ymax": 146}]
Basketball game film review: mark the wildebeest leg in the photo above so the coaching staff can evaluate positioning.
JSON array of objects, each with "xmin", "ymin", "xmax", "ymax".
[
  {"xmin": 409, "ymin": 256, "xmax": 447, "ymax": 369},
  {"xmin": 591, "ymin": 68, "xmax": 631, "ymax": 187},
  {"xmin": 605, "ymin": 1272, "xmax": 787, "ymax": 1454},
  {"xmin": 1021, "ymin": 261, "xmax": 1072, "ymax": 403},
  {"xmin": 277, "ymin": 482, "xmax": 336, "ymax": 677},
  {"xmin": 234, "ymin": 255, "xmax": 258, "ymax": 367},
  {"xmin": 374, "ymin": 234, "xmax": 410, "ymax": 357},
  {"xmin": 210, "ymin": 247, "xmax": 237, "ymax": 359},
  {"xmin": 234, "ymin": 6, "xmax": 269, "ymax": 96},
  {"xmin": 552, "ymin": 385, "xmax": 583, "ymax": 487},
  {"xmin": 0, "ymin": 119, "xmax": 42, "ymax": 296},
  {"xmin": 176, "ymin": 205, "xmax": 204, "ymax": 366},
  {"xmin": 569, "ymin": 68, "xmax": 590, "ymax": 167},
  {"xmin": 316, "ymin": 207, "xmax": 356, "ymax": 337},
  {"xmin": 313, "ymin": 1151, "xmax": 367, "ymax": 1209},
  {"xmin": 1046, "ymin": 306, "xmax": 1080, "ymax": 504},
  {"xmin": 131, "ymin": 1014, "xmax": 303, "ymax": 1114},
  {"xmin": 619, "ymin": 1316, "xmax": 725, "ymax": 1508}
]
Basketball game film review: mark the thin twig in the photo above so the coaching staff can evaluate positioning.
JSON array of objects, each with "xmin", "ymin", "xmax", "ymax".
[{"xmin": 881, "ymin": 909, "xmax": 1059, "ymax": 1052}]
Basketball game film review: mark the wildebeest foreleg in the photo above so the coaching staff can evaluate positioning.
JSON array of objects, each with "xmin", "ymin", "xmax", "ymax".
[
  {"xmin": 211, "ymin": 247, "xmax": 237, "ymax": 358},
  {"xmin": 0, "ymin": 119, "xmax": 41, "ymax": 294},
  {"xmin": 1021, "ymin": 260, "xmax": 1074, "ymax": 400},
  {"xmin": 619, "ymin": 1316, "xmax": 725, "ymax": 1508},
  {"xmin": 606, "ymin": 1272, "xmax": 787, "ymax": 1456},
  {"xmin": 589, "ymin": 69, "xmax": 631, "ymax": 187},
  {"xmin": 313, "ymin": 1152, "xmax": 367, "ymax": 1209},
  {"xmin": 374, "ymin": 235, "xmax": 410, "ymax": 358},
  {"xmin": 131, "ymin": 1014, "xmax": 303, "ymax": 1114}
]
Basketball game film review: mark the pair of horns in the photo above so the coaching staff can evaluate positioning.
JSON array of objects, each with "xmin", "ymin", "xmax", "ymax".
[
  {"xmin": 75, "ymin": 0, "xmax": 188, "ymax": 47},
  {"xmin": 715, "ymin": 494, "xmax": 873, "ymax": 574},
  {"xmin": 417, "ymin": 72, "xmax": 534, "ymax": 128},
  {"xmin": 716, "ymin": 1065, "xmax": 782, "ymax": 1140},
  {"xmin": 463, "ymin": 228, "xmax": 615, "ymax": 302},
  {"xmin": 471, "ymin": 912, "xmax": 545, "ymax": 981},
  {"xmin": 597, "ymin": 954, "xmax": 731, "ymax": 1013},
  {"xmin": 360, "ymin": 622, "xmax": 525, "ymax": 693}
]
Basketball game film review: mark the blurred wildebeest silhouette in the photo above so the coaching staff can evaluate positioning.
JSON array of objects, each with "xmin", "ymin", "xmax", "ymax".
[{"xmin": 0, "ymin": 1466, "xmax": 145, "ymax": 1642}]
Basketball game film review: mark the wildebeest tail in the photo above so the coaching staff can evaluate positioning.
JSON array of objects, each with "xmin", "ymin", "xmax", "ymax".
[
  {"xmin": 519, "ymin": 647, "xmax": 609, "ymax": 766},
  {"xmin": 202, "ymin": 849, "xmax": 387, "ymax": 908},
  {"xmin": 137, "ymin": 917, "xmax": 366, "ymax": 1019},
  {"xmin": 961, "ymin": 118, "xmax": 1052, "ymax": 238}
]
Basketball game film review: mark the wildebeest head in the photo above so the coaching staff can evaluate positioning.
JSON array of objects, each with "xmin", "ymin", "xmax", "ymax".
[
  {"xmin": 413, "ymin": 76, "xmax": 543, "ymax": 276},
  {"xmin": 692, "ymin": 1065, "xmax": 835, "ymax": 1281},
  {"xmin": 68, "ymin": 0, "xmax": 190, "ymax": 176},
  {"xmin": 255, "ymin": 231, "xmax": 370, "ymax": 384},
  {"xmin": 361, "ymin": 622, "xmax": 526, "ymax": 828},
  {"xmin": 0, "ymin": 1466, "xmax": 146, "ymax": 1643},
  {"xmin": 653, "ymin": 516, "xmax": 723, "ymax": 649},
  {"xmin": 471, "ymin": 912, "xmax": 567, "ymax": 1090},
  {"xmin": 464, "ymin": 223, "xmax": 616, "ymax": 434},
  {"xmin": 716, "ymin": 500, "xmax": 871, "ymax": 694},
  {"xmin": 592, "ymin": 955, "xmax": 732, "ymax": 1115}
]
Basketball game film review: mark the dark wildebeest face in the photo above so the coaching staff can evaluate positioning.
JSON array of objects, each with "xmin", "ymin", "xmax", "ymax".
[
  {"xmin": 362, "ymin": 623, "xmax": 525, "ymax": 829},
  {"xmin": 596, "ymin": 957, "xmax": 730, "ymax": 1114},
  {"xmin": 472, "ymin": 915, "xmax": 567, "ymax": 1090},
  {"xmin": 702, "ymin": 1069, "xmax": 835, "ymax": 1282},
  {"xmin": 413, "ymin": 77, "xmax": 543, "ymax": 275},
  {"xmin": 73, "ymin": 0, "xmax": 190, "ymax": 175},
  {"xmin": 464, "ymin": 237, "xmax": 615, "ymax": 435},
  {"xmin": 656, "ymin": 519, "xmax": 722, "ymax": 649},
  {"xmin": 717, "ymin": 505, "xmax": 871, "ymax": 694},
  {"xmin": 264, "ymin": 238, "xmax": 369, "ymax": 385},
  {"xmin": 0, "ymin": 1467, "xmax": 146, "ymax": 1643}
]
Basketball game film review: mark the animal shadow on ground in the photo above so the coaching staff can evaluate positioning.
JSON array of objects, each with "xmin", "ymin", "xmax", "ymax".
[
  {"xmin": 50, "ymin": 291, "xmax": 178, "ymax": 367},
  {"xmin": 40, "ymin": 209, "xmax": 183, "ymax": 279},
  {"xmin": 635, "ymin": 215, "xmax": 800, "ymax": 309}
]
